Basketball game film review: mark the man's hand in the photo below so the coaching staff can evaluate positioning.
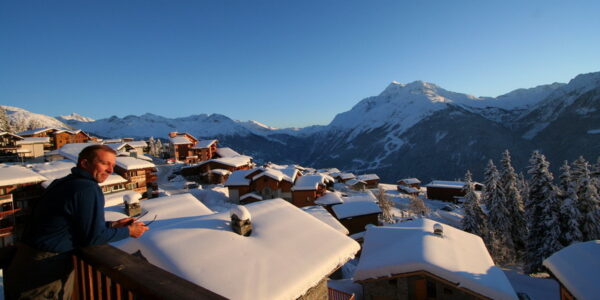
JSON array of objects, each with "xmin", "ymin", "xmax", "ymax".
[
  {"xmin": 111, "ymin": 217, "xmax": 135, "ymax": 228},
  {"xmin": 128, "ymin": 221, "xmax": 149, "ymax": 238}
]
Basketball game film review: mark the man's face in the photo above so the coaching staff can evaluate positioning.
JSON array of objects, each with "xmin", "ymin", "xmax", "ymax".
[{"xmin": 80, "ymin": 150, "xmax": 116, "ymax": 183}]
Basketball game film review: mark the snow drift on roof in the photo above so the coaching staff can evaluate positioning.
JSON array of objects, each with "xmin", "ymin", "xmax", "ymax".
[
  {"xmin": 169, "ymin": 136, "xmax": 193, "ymax": 145},
  {"xmin": 543, "ymin": 240, "xmax": 600, "ymax": 300},
  {"xmin": 292, "ymin": 175, "xmax": 327, "ymax": 191},
  {"xmin": 58, "ymin": 143, "xmax": 99, "ymax": 162},
  {"xmin": 425, "ymin": 180, "xmax": 466, "ymax": 189},
  {"xmin": 216, "ymin": 147, "xmax": 241, "ymax": 158},
  {"xmin": 315, "ymin": 191, "xmax": 344, "ymax": 205},
  {"xmin": 16, "ymin": 137, "xmax": 50, "ymax": 145},
  {"xmin": 0, "ymin": 164, "xmax": 48, "ymax": 186},
  {"xmin": 192, "ymin": 139, "xmax": 217, "ymax": 149},
  {"xmin": 332, "ymin": 200, "xmax": 381, "ymax": 219},
  {"xmin": 354, "ymin": 218, "xmax": 518, "ymax": 300},
  {"xmin": 224, "ymin": 169, "xmax": 254, "ymax": 186},
  {"xmin": 301, "ymin": 206, "xmax": 349, "ymax": 235},
  {"xmin": 116, "ymin": 156, "xmax": 155, "ymax": 170},
  {"xmin": 398, "ymin": 178, "xmax": 421, "ymax": 184},
  {"xmin": 111, "ymin": 198, "xmax": 359, "ymax": 300},
  {"xmin": 357, "ymin": 174, "xmax": 379, "ymax": 181}
]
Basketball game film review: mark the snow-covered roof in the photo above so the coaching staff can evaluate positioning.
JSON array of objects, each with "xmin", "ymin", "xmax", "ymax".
[
  {"xmin": 253, "ymin": 168, "xmax": 297, "ymax": 183},
  {"xmin": 301, "ymin": 206, "xmax": 349, "ymax": 235},
  {"xmin": 17, "ymin": 127, "xmax": 57, "ymax": 136},
  {"xmin": 208, "ymin": 156, "xmax": 252, "ymax": 168},
  {"xmin": 332, "ymin": 200, "xmax": 382, "ymax": 219},
  {"xmin": 106, "ymin": 143, "xmax": 127, "ymax": 151},
  {"xmin": 398, "ymin": 178, "xmax": 421, "ymax": 185},
  {"xmin": 16, "ymin": 137, "xmax": 50, "ymax": 145},
  {"xmin": 354, "ymin": 218, "xmax": 518, "ymax": 300},
  {"xmin": 346, "ymin": 179, "xmax": 366, "ymax": 186},
  {"xmin": 399, "ymin": 186, "xmax": 420, "ymax": 194},
  {"xmin": 216, "ymin": 147, "xmax": 240, "ymax": 158},
  {"xmin": 104, "ymin": 190, "xmax": 143, "ymax": 208},
  {"xmin": 543, "ymin": 240, "xmax": 600, "ymax": 300},
  {"xmin": 111, "ymin": 198, "xmax": 360, "ymax": 300},
  {"xmin": 99, "ymin": 174, "xmax": 128, "ymax": 187},
  {"xmin": 209, "ymin": 169, "xmax": 231, "ymax": 176},
  {"xmin": 0, "ymin": 164, "xmax": 48, "ymax": 186},
  {"xmin": 339, "ymin": 173, "xmax": 356, "ymax": 180},
  {"xmin": 125, "ymin": 141, "xmax": 147, "ymax": 148},
  {"xmin": 224, "ymin": 169, "xmax": 254, "ymax": 186},
  {"xmin": 315, "ymin": 191, "xmax": 344, "ymax": 205},
  {"xmin": 192, "ymin": 139, "xmax": 217, "ymax": 149},
  {"xmin": 0, "ymin": 132, "xmax": 23, "ymax": 140},
  {"xmin": 103, "ymin": 139, "xmax": 122, "ymax": 144},
  {"xmin": 240, "ymin": 192, "xmax": 262, "ymax": 201},
  {"xmin": 343, "ymin": 191, "xmax": 378, "ymax": 203},
  {"xmin": 30, "ymin": 160, "xmax": 76, "ymax": 188},
  {"xmin": 425, "ymin": 180, "xmax": 466, "ymax": 189},
  {"xmin": 115, "ymin": 156, "xmax": 155, "ymax": 170},
  {"xmin": 58, "ymin": 143, "xmax": 99, "ymax": 162},
  {"xmin": 292, "ymin": 175, "xmax": 327, "ymax": 191},
  {"xmin": 357, "ymin": 174, "xmax": 380, "ymax": 181},
  {"xmin": 169, "ymin": 136, "xmax": 193, "ymax": 145}
]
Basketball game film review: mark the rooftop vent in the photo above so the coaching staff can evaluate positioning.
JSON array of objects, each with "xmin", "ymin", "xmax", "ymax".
[
  {"xmin": 230, "ymin": 205, "xmax": 252, "ymax": 236},
  {"xmin": 123, "ymin": 192, "xmax": 142, "ymax": 217},
  {"xmin": 433, "ymin": 223, "xmax": 444, "ymax": 237}
]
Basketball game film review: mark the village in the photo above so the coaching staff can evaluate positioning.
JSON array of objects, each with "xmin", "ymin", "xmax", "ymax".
[{"xmin": 0, "ymin": 127, "xmax": 595, "ymax": 300}]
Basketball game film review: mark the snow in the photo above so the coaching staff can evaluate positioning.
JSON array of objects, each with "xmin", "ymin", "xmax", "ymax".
[
  {"xmin": 339, "ymin": 173, "xmax": 356, "ymax": 180},
  {"xmin": 216, "ymin": 147, "xmax": 241, "ymax": 158},
  {"xmin": 104, "ymin": 190, "xmax": 142, "ymax": 208},
  {"xmin": 16, "ymin": 137, "xmax": 50, "ymax": 144},
  {"xmin": 57, "ymin": 112, "xmax": 95, "ymax": 122},
  {"xmin": 209, "ymin": 156, "xmax": 253, "ymax": 168},
  {"xmin": 240, "ymin": 192, "xmax": 262, "ymax": 201},
  {"xmin": 0, "ymin": 164, "xmax": 48, "ymax": 186},
  {"xmin": 587, "ymin": 129, "xmax": 600, "ymax": 134},
  {"xmin": 125, "ymin": 141, "xmax": 147, "ymax": 148},
  {"xmin": 192, "ymin": 139, "xmax": 218, "ymax": 149},
  {"xmin": 58, "ymin": 142, "xmax": 99, "ymax": 161},
  {"xmin": 332, "ymin": 200, "xmax": 381, "ymax": 219},
  {"xmin": 543, "ymin": 240, "xmax": 600, "ymax": 300},
  {"xmin": 291, "ymin": 175, "xmax": 327, "ymax": 191},
  {"xmin": 354, "ymin": 218, "xmax": 518, "ymax": 300},
  {"xmin": 230, "ymin": 205, "xmax": 251, "ymax": 221},
  {"xmin": 356, "ymin": 174, "xmax": 379, "ymax": 181},
  {"xmin": 169, "ymin": 136, "xmax": 193, "ymax": 145},
  {"xmin": 398, "ymin": 178, "xmax": 421, "ymax": 185},
  {"xmin": 124, "ymin": 192, "xmax": 141, "ymax": 204},
  {"xmin": 224, "ymin": 169, "xmax": 254, "ymax": 186},
  {"xmin": 209, "ymin": 169, "xmax": 231, "ymax": 176},
  {"xmin": 111, "ymin": 198, "xmax": 360, "ymax": 300},
  {"xmin": 503, "ymin": 269, "xmax": 559, "ymax": 300},
  {"xmin": 301, "ymin": 206, "xmax": 349, "ymax": 235},
  {"xmin": 115, "ymin": 156, "xmax": 155, "ymax": 170},
  {"xmin": 252, "ymin": 168, "xmax": 297, "ymax": 183},
  {"xmin": 425, "ymin": 180, "xmax": 465, "ymax": 189},
  {"xmin": 315, "ymin": 191, "xmax": 344, "ymax": 205}
]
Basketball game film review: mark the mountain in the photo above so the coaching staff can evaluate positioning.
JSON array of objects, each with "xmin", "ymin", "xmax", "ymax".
[
  {"xmin": 6, "ymin": 71, "xmax": 600, "ymax": 182},
  {"xmin": 1, "ymin": 105, "xmax": 71, "ymax": 133},
  {"xmin": 57, "ymin": 113, "xmax": 95, "ymax": 123}
]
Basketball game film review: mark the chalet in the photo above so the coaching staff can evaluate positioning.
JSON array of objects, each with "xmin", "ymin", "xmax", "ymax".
[
  {"xmin": 0, "ymin": 132, "xmax": 23, "ymax": 162},
  {"xmin": 397, "ymin": 178, "xmax": 421, "ymax": 188},
  {"xmin": 224, "ymin": 169, "xmax": 255, "ymax": 203},
  {"xmin": 543, "ymin": 240, "xmax": 600, "ymax": 300},
  {"xmin": 346, "ymin": 179, "xmax": 367, "ymax": 191},
  {"xmin": 337, "ymin": 172, "xmax": 356, "ymax": 183},
  {"xmin": 354, "ymin": 218, "xmax": 518, "ymax": 300},
  {"xmin": 114, "ymin": 156, "xmax": 157, "ymax": 199},
  {"xmin": 181, "ymin": 155, "xmax": 253, "ymax": 184},
  {"xmin": 331, "ymin": 192, "xmax": 381, "ymax": 235},
  {"xmin": 291, "ymin": 174, "xmax": 332, "ymax": 207},
  {"xmin": 0, "ymin": 164, "xmax": 47, "ymax": 224},
  {"xmin": 0, "ymin": 194, "xmax": 19, "ymax": 248},
  {"xmin": 168, "ymin": 132, "xmax": 198, "ymax": 163},
  {"xmin": 315, "ymin": 191, "xmax": 344, "ymax": 215},
  {"xmin": 425, "ymin": 181, "xmax": 483, "ymax": 203},
  {"xmin": 301, "ymin": 205, "xmax": 349, "ymax": 235},
  {"xmin": 104, "ymin": 196, "xmax": 360, "ymax": 300},
  {"xmin": 225, "ymin": 166, "xmax": 300, "ymax": 204},
  {"xmin": 239, "ymin": 192, "xmax": 263, "ymax": 205},
  {"xmin": 16, "ymin": 137, "xmax": 51, "ymax": 162},
  {"xmin": 356, "ymin": 174, "xmax": 380, "ymax": 189},
  {"xmin": 192, "ymin": 139, "xmax": 218, "ymax": 161},
  {"xmin": 17, "ymin": 127, "xmax": 92, "ymax": 150},
  {"xmin": 124, "ymin": 141, "xmax": 148, "ymax": 154}
]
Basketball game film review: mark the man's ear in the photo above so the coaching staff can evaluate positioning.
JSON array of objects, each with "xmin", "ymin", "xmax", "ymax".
[{"xmin": 80, "ymin": 159, "xmax": 91, "ymax": 170}]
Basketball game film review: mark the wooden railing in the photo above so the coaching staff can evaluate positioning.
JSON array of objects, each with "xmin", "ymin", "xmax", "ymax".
[
  {"xmin": 73, "ymin": 244, "xmax": 227, "ymax": 300},
  {"xmin": 328, "ymin": 287, "xmax": 355, "ymax": 300}
]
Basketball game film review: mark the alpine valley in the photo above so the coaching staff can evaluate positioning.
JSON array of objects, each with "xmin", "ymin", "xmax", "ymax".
[{"xmin": 4, "ymin": 71, "xmax": 600, "ymax": 182}]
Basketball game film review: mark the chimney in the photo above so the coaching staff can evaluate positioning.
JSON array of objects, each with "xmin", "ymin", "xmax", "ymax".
[
  {"xmin": 433, "ymin": 223, "xmax": 444, "ymax": 237},
  {"xmin": 230, "ymin": 205, "xmax": 252, "ymax": 236},
  {"xmin": 123, "ymin": 192, "xmax": 142, "ymax": 217},
  {"xmin": 168, "ymin": 132, "xmax": 178, "ymax": 138}
]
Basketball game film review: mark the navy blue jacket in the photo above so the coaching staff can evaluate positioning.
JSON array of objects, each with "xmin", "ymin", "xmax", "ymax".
[{"xmin": 23, "ymin": 167, "xmax": 130, "ymax": 253}]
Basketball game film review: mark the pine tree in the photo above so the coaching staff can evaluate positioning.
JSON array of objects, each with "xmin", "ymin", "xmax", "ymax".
[
  {"xmin": 484, "ymin": 160, "xmax": 515, "ymax": 264},
  {"xmin": 148, "ymin": 137, "xmax": 157, "ymax": 156},
  {"xmin": 558, "ymin": 161, "xmax": 583, "ymax": 245},
  {"xmin": 0, "ymin": 106, "xmax": 11, "ymax": 132},
  {"xmin": 377, "ymin": 186, "xmax": 395, "ymax": 224},
  {"xmin": 462, "ymin": 171, "xmax": 487, "ymax": 237},
  {"xmin": 155, "ymin": 139, "xmax": 164, "ymax": 158},
  {"xmin": 579, "ymin": 177, "xmax": 600, "ymax": 240},
  {"xmin": 525, "ymin": 151, "xmax": 561, "ymax": 273},
  {"xmin": 499, "ymin": 150, "xmax": 527, "ymax": 255},
  {"xmin": 571, "ymin": 156, "xmax": 589, "ymax": 199},
  {"xmin": 482, "ymin": 160, "xmax": 500, "ymax": 208}
]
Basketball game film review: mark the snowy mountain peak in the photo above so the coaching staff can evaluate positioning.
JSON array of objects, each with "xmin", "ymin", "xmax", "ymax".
[
  {"xmin": 564, "ymin": 71, "xmax": 600, "ymax": 94},
  {"xmin": 240, "ymin": 120, "xmax": 278, "ymax": 132},
  {"xmin": 57, "ymin": 113, "xmax": 95, "ymax": 122}
]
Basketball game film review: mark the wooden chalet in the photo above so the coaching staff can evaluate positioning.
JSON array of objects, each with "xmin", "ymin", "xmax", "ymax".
[
  {"xmin": 17, "ymin": 128, "xmax": 92, "ymax": 151},
  {"xmin": 225, "ymin": 167, "xmax": 300, "ymax": 203},
  {"xmin": 331, "ymin": 199, "xmax": 381, "ymax": 235},
  {"xmin": 239, "ymin": 192, "xmax": 263, "ymax": 205},
  {"xmin": 336, "ymin": 173, "xmax": 356, "ymax": 183},
  {"xmin": 397, "ymin": 178, "xmax": 422, "ymax": 196},
  {"xmin": 425, "ymin": 180, "xmax": 483, "ymax": 203},
  {"xmin": 168, "ymin": 132, "xmax": 199, "ymax": 163},
  {"xmin": 354, "ymin": 219, "xmax": 518, "ymax": 300},
  {"xmin": 0, "ymin": 165, "xmax": 47, "ymax": 230},
  {"xmin": 356, "ymin": 174, "xmax": 380, "ymax": 189},
  {"xmin": 114, "ymin": 157, "xmax": 158, "ymax": 199},
  {"xmin": 192, "ymin": 139, "xmax": 218, "ymax": 161},
  {"xmin": 0, "ymin": 194, "xmax": 20, "ymax": 248},
  {"xmin": 16, "ymin": 137, "xmax": 50, "ymax": 162},
  {"xmin": 181, "ymin": 155, "xmax": 253, "ymax": 184},
  {"xmin": 291, "ymin": 174, "xmax": 332, "ymax": 207},
  {"xmin": 0, "ymin": 132, "xmax": 23, "ymax": 162},
  {"xmin": 346, "ymin": 179, "xmax": 367, "ymax": 191},
  {"xmin": 543, "ymin": 240, "xmax": 600, "ymax": 300}
]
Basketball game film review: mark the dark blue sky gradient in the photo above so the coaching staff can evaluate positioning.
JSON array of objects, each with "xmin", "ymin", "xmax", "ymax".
[{"xmin": 1, "ymin": 1, "xmax": 599, "ymax": 127}]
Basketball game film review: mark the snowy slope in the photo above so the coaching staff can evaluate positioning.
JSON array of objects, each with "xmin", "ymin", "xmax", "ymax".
[
  {"xmin": 57, "ymin": 113, "xmax": 95, "ymax": 123},
  {"xmin": 2, "ymin": 105, "xmax": 70, "ymax": 132}
]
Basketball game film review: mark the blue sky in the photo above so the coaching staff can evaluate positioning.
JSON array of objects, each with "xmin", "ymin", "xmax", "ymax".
[{"xmin": 1, "ymin": 1, "xmax": 599, "ymax": 128}]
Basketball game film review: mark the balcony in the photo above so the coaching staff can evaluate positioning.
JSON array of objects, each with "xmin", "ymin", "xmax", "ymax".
[{"xmin": 72, "ymin": 244, "xmax": 226, "ymax": 300}]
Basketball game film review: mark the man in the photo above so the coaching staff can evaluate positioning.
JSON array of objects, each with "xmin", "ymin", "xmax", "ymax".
[{"xmin": 5, "ymin": 144, "xmax": 149, "ymax": 300}]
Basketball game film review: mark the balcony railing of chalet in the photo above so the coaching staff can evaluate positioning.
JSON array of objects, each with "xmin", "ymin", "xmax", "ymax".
[
  {"xmin": 73, "ymin": 244, "xmax": 226, "ymax": 300},
  {"xmin": 328, "ymin": 287, "xmax": 355, "ymax": 300}
]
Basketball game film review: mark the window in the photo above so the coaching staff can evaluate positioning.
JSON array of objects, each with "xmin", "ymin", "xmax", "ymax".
[{"xmin": 426, "ymin": 280, "xmax": 437, "ymax": 299}]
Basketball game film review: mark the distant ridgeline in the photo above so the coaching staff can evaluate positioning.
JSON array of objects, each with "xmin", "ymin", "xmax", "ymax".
[{"xmin": 5, "ymin": 71, "xmax": 600, "ymax": 182}]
